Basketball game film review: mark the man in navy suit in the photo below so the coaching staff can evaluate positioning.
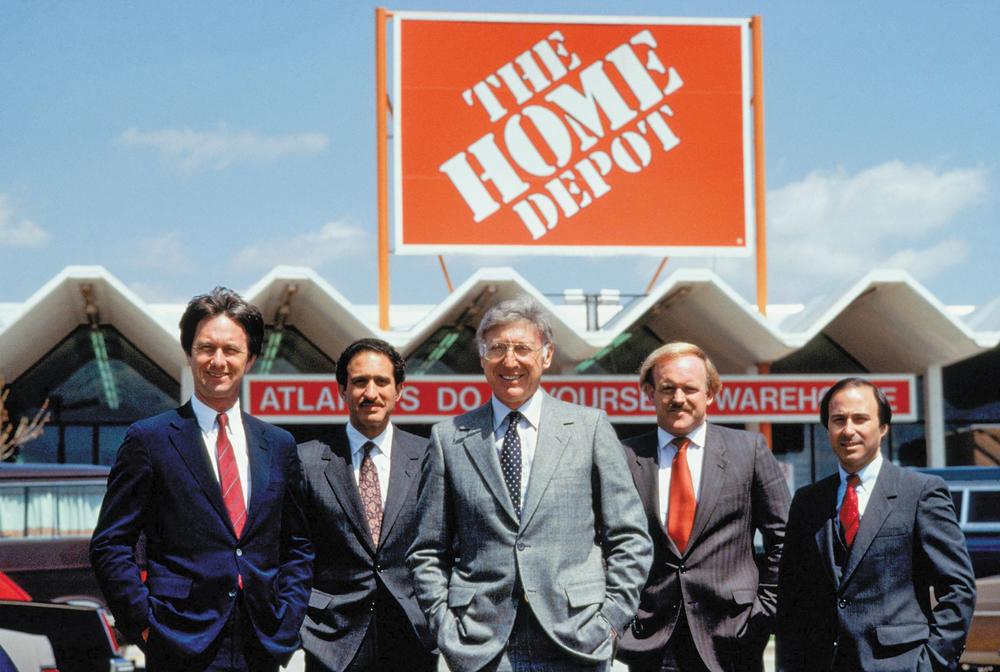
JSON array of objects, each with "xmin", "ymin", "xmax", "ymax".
[
  {"xmin": 297, "ymin": 339, "xmax": 436, "ymax": 671},
  {"xmin": 90, "ymin": 287, "xmax": 313, "ymax": 672},
  {"xmin": 777, "ymin": 377, "xmax": 976, "ymax": 671}
]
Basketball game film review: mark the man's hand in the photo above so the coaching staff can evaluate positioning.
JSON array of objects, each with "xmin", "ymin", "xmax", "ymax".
[{"xmin": 141, "ymin": 627, "xmax": 149, "ymax": 642}]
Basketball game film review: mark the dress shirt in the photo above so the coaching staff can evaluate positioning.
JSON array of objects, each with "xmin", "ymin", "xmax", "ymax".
[
  {"xmin": 347, "ymin": 422, "xmax": 393, "ymax": 510},
  {"xmin": 655, "ymin": 422, "xmax": 708, "ymax": 526},
  {"xmin": 837, "ymin": 452, "xmax": 883, "ymax": 519},
  {"xmin": 191, "ymin": 394, "xmax": 251, "ymax": 508},
  {"xmin": 490, "ymin": 389, "xmax": 543, "ymax": 505}
]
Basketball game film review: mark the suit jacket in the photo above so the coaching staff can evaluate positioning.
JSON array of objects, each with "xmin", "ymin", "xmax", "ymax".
[
  {"xmin": 407, "ymin": 393, "xmax": 653, "ymax": 672},
  {"xmin": 776, "ymin": 462, "xmax": 976, "ymax": 672},
  {"xmin": 617, "ymin": 425, "xmax": 790, "ymax": 672},
  {"xmin": 297, "ymin": 425, "xmax": 435, "ymax": 671},
  {"xmin": 89, "ymin": 403, "xmax": 314, "ymax": 664}
]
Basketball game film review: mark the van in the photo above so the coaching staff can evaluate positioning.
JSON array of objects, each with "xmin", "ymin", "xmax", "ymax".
[{"xmin": 0, "ymin": 464, "xmax": 109, "ymax": 606}]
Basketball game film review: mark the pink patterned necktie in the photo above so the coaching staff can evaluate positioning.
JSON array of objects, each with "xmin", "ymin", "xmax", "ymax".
[
  {"xmin": 359, "ymin": 441, "xmax": 384, "ymax": 546},
  {"xmin": 215, "ymin": 413, "xmax": 247, "ymax": 538}
]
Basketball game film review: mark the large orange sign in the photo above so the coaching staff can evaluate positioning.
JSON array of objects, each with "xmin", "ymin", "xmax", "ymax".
[{"xmin": 393, "ymin": 12, "xmax": 754, "ymax": 255}]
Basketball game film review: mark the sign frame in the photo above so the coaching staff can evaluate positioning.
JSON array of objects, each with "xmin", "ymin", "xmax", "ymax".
[{"xmin": 390, "ymin": 10, "xmax": 756, "ymax": 257}]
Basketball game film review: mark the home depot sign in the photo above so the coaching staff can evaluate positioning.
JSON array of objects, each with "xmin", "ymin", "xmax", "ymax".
[
  {"xmin": 243, "ymin": 375, "xmax": 917, "ymax": 424},
  {"xmin": 393, "ymin": 13, "xmax": 753, "ymax": 254}
]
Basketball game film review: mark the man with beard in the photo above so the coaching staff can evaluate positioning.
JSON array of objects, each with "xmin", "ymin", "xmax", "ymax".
[
  {"xmin": 617, "ymin": 342, "xmax": 790, "ymax": 672},
  {"xmin": 297, "ymin": 339, "xmax": 436, "ymax": 672}
]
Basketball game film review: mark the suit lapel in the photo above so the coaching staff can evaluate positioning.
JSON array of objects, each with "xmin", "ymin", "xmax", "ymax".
[
  {"xmin": 841, "ymin": 462, "xmax": 897, "ymax": 587},
  {"xmin": 242, "ymin": 414, "xmax": 273, "ymax": 538},
  {"xmin": 322, "ymin": 430, "xmax": 376, "ymax": 555},
  {"xmin": 167, "ymin": 403, "xmax": 231, "ymax": 533},
  {"xmin": 685, "ymin": 425, "xmax": 728, "ymax": 553},
  {"xmin": 812, "ymin": 476, "xmax": 841, "ymax": 589},
  {"xmin": 520, "ymin": 395, "xmax": 571, "ymax": 528},
  {"xmin": 459, "ymin": 404, "xmax": 519, "ymax": 526},
  {"xmin": 629, "ymin": 432, "xmax": 671, "ymax": 550},
  {"xmin": 380, "ymin": 430, "xmax": 420, "ymax": 543}
]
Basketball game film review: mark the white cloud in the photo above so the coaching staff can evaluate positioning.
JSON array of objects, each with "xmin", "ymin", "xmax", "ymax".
[
  {"xmin": 754, "ymin": 161, "xmax": 987, "ymax": 299},
  {"xmin": 230, "ymin": 220, "xmax": 367, "ymax": 271},
  {"xmin": 115, "ymin": 123, "xmax": 329, "ymax": 170},
  {"xmin": 130, "ymin": 232, "xmax": 194, "ymax": 273},
  {"xmin": 0, "ymin": 195, "xmax": 49, "ymax": 247}
]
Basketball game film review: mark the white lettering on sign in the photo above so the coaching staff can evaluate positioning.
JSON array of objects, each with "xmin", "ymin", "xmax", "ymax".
[{"xmin": 441, "ymin": 29, "xmax": 685, "ymax": 240}]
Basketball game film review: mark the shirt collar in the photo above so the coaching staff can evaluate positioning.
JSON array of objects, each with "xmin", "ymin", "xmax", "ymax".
[
  {"xmin": 838, "ymin": 451, "xmax": 883, "ymax": 488},
  {"xmin": 191, "ymin": 394, "xmax": 241, "ymax": 433},
  {"xmin": 491, "ymin": 388, "xmax": 544, "ymax": 433},
  {"xmin": 346, "ymin": 421, "xmax": 393, "ymax": 459},
  {"xmin": 657, "ymin": 420, "xmax": 708, "ymax": 452}
]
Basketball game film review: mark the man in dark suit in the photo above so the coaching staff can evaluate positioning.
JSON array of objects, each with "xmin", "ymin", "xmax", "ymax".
[
  {"xmin": 408, "ymin": 295, "xmax": 652, "ymax": 672},
  {"xmin": 297, "ymin": 338, "xmax": 436, "ymax": 672},
  {"xmin": 90, "ymin": 287, "xmax": 314, "ymax": 672},
  {"xmin": 777, "ymin": 377, "xmax": 976, "ymax": 672},
  {"xmin": 617, "ymin": 342, "xmax": 790, "ymax": 672}
]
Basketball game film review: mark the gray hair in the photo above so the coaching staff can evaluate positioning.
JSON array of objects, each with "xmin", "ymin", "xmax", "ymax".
[{"xmin": 476, "ymin": 295, "xmax": 554, "ymax": 348}]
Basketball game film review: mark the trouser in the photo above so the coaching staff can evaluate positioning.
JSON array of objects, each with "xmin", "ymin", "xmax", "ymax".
[
  {"xmin": 145, "ymin": 594, "xmax": 278, "ymax": 672},
  {"xmin": 483, "ymin": 601, "xmax": 611, "ymax": 672}
]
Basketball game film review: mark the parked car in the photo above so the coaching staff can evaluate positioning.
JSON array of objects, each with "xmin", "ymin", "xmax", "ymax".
[
  {"xmin": 0, "ymin": 627, "xmax": 57, "ymax": 672},
  {"xmin": 0, "ymin": 464, "xmax": 109, "ymax": 606},
  {"xmin": 0, "ymin": 600, "xmax": 132, "ymax": 672},
  {"xmin": 920, "ymin": 467, "xmax": 1000, "ymax": 578}
]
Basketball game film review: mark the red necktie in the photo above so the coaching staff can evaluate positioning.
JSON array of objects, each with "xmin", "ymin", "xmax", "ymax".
[
  {"xmin": 216, "ymin": 413, "xmax": 247, "ymax": 539},
  {"xmin": 840, "ymin": 474, "xmax": 860, "ymax": 547},
  {"xmin": 358, "ymin": 441, "xmax": 384, "ymax": 546},
  {"xmin": 667, "ymin": 437, "xmax": 696, "ymax": 552}
]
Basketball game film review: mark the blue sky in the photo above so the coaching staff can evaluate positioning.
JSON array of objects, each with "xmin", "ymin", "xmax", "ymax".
[{"xmin": 1, "ymin": 1, "xmax": 997, "ymax": 310}]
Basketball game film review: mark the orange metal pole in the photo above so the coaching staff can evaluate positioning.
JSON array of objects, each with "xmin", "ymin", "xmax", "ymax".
[
  {"xmin": 645, "ymin": 257, "xmax": 669, "ymax": 294},
  {"xmin": 437, "ymin": 256, "xmax": 454, "ymax": 293},
  {"xmin": 751, "ymin": 16, "xmax": 767, "ymax": 317},
  {"xmin": 376, "ymin": 7, "xmax": 392, "ymax": 330}
]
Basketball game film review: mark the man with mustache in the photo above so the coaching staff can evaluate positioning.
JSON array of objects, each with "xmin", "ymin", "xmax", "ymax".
[
  {"xmin": 777, "ymin": 377, "xmax": 975, "ymax": 671},
  {"xmin": 297, "ymin": 339, "xmax": 436, "ymax": 671},
  {"xmin": 617, "ymin": 342, "xmax": 790, "ymax": 672}
]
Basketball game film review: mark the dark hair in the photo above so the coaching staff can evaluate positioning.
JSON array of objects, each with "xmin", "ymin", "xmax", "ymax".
[
  {"xmin": 336, "ymin": 338, "xmax": 406, "ymax": 388},
  {"xmin": 179, "ymin": 287, "xmax": 265, "ymax": 358},
  {"xmin": 819, "ymin": 377, "xmax": 892, "ymax": 427}
]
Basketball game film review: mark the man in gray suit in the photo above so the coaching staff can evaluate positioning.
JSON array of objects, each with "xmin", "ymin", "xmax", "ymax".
[
  {"xmin": 617, "ymin": 342, "xmax": 790, "ymax": 672},
  {"xmin": 298, "ymin": 338, "xmax": 436, "ymax": 672},
  {"xmin": 777, "ymin": 377, "xmax": 975, "ymax": 671},
  {"xmin": 408, "ymin": 295, "xmax": 652, "ymax": 672}
]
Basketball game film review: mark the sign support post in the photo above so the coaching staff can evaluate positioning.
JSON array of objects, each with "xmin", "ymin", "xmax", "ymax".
[
  {"xmin": 751, "ymin": 15, "xmax": 768, "ymax": 317},
  {"xmin": 376, "ymin": 7, "xmax": 392, "ymax": 330}
]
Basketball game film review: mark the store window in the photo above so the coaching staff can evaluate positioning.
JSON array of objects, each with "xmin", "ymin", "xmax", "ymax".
[{"xmin": 6, "ymin": 326, "xmax": 178, "ymax": 465}]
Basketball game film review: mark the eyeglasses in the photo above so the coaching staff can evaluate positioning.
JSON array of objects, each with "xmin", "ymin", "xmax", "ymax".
[{"xmin": 480, "ymin": 342, "xmax": 547, "ymax": 362}]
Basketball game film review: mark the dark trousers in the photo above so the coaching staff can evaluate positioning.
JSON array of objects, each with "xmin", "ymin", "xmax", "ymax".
[
  {"xmin": 145, "ymin": 595, "xmax": 277, "ymax": 672},
  {"xmin": 483, "ymin": 601, "xmax": 610, "ymax": 672},
  {"xmin": 304, "ymin": 592, "xmax": 437, "ymax": 672},
  {"xmin": 626, "ymin": 611, "xmax": 709, "ymax": 672}
]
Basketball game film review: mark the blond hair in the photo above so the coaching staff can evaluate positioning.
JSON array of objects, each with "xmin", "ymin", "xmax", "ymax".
[{"xmin": 638, "ymin": 342, "xmax": 722, "ymax": 395}]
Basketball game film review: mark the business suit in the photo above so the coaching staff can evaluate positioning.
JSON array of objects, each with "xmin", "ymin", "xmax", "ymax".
[
  {"xmin": 777, "ymin": 461, "xmax": 976, "ymax": 672},
  {"xmin": 617, "ymin": 425, "xmax": 790, "ymax": 672},
  {"xmin": 407, "ymin": 393, "xmax": 653, "ymax": 672},
  {"xmin": 297, "ymin": 425, "xmax": 436, "ymax": 671},
  {"xmin": 90, "ymin": 402, "xmax": 313, "ymax": 669}
]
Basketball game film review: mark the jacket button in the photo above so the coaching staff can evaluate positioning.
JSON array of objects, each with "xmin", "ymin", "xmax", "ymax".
[
  {"xmin": 838, "ymin": 599, "xmax": 848, "ymax": 608},
  {"xmin": 679, "ymin": 565, "xmax": 687, "ymax": 573},
  {"xmin": 516, "ymin": 542, "xmax": 526, "ymax": 551},
  {"xmin": 235, "ymin": 548, "xmax": 243, "ymax": 557},
  {"xmin": 228, "ymin": 590, "xmax": 237, "ymax": 599}
]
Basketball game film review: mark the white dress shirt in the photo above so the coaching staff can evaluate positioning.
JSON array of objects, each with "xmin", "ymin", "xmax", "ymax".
[
  {"xmin": 656, "ymin": 422, "xmax": 708, "ymax": 526},
  {"xmin": 191, "ymin": 394, "xmax": 251, "ymax": 508},
  {"xmin": 491, "ymin": 389, "xmax": 544, "ymax": 505},
  {"xmin": 347, "ymin": 422, "xmax": 393, "ymax": 509},
  {"xmin": 837, "ymin": 452, "xmax": 883, "ymax": 519}
]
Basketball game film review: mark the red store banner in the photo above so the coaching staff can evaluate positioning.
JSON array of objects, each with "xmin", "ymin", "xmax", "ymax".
[{"xmin": 243, "ymin": 374, "xmax": 917, "ymax": 424}]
